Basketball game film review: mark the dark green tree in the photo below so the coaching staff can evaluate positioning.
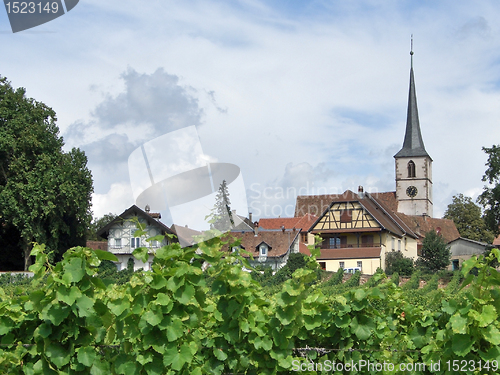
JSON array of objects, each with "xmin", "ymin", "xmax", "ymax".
[
  {"xmin": 444, "ymin": 193, "xmax": 495, "ymax": 243},
  {"xmin": 212, "ymin": 179, "xmax": 234, "ymax": 231},
  {"xmin": 415, "ymin": 230, "xmax": 451, "ymax": 273},
  {"xmin": 385, "ymin": 251, "xmax": 414, "ymax": 276},
  {"xmin": 87, "ymin": 213, "xmax": 117, "ymax": 241},
  {"xmin": 477, "ymin": 145, "xmax": 500, "ymax": 236},
  {"xmin": 0, "ymin": 76, "xmax": 93, "ymax": 270}
]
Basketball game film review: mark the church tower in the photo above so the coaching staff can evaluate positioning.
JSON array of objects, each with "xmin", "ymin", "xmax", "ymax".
[{"xmin": 394, "ymin": 43, "xmax": 433, "ymax": 217}]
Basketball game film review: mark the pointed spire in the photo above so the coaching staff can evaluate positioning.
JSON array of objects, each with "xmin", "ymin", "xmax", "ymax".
[{"xmin": 394, "ymin": 38, "xmax": 432, "ymax": 160}]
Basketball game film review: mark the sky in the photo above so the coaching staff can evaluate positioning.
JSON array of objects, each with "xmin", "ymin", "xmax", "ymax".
[{"xmin": 2, "ymin": 0, "xmax": 500, "ymax": 230}]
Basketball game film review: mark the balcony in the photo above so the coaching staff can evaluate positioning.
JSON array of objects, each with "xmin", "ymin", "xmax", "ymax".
[
  {"xmin": 320, "ymin": 242, "xmax": 381, "ymax": 250},
  {"xmin": 107, "ymin": 243, "xmax": 162, "ymax": 254}
]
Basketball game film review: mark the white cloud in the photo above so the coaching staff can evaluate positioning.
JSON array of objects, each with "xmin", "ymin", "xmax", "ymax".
[{"xmin": 3, "ymin": 0, "xmax": 500, "ymax": 221}]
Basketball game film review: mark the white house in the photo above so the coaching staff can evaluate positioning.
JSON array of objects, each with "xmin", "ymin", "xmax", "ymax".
[{"xmin": 97, "ymin": 205, "xmax": 177, "ymax": 271}]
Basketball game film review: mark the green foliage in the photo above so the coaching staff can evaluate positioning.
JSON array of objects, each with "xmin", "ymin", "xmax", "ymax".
[
  {"xmin": 0, "ymin": 76, "xmax": 93, "ymax": 270},
  {"xmin": 343, "ymin": 270, "xmax": 361, "ymax": 288},
  {"xmin": 402, "ymin": 270, "xmax": 421, "ymax": 290},
  {"xmin": 478, "ymin": 145, "xmax": 500, "ymax": 236},
  {"xmin": 444, "ymin": 193, "xmax": 495, "ymax": 243},
  {"xmin": 3, "ymin": 238, "xmax": 500, "ymax": 374},
  {"xmin": 363, "ymin": 267, "xmax": 386, "ymax": 288},
  {"xmin": 323, "ymin": 267, "xmax": 344, "ymax": 287},
  {"xmin": 385, "ymin": 250, "xmax": 415, "ymax": 276},
  {"xmin": 271, "ymin": 252, "xmax": 309, "ymax": 285},
  {"xmin": 390, "ymin": 271, "xmax": 400, "ymax": 286},
  {"xmin": 416, "ymin": 230, "xmax": 451, "ymax": 273}
]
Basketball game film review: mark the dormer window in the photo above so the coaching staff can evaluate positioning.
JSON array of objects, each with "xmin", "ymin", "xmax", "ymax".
[
  {"xmin": 407, "ymin": 160, "xmax": 416, "ymax": 178},
  {"xmin": 259, "ymin": 244, "xmax": 268, "ymax": 256}
]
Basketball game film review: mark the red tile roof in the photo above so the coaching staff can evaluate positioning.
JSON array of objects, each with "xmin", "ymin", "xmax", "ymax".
[
  {"xmin": 295, "ymin": 190, "xmax": 459, "ymax": 243},
  {"xmin": 221, "ymin": 230, "xmax": 300, "ymax": 258},
  {"xmin": 86, "ymin": 241, "xmax": 108, "ymax": 251},
  {"xmin": 258, "ymin": 213, "xmax": 318, "ymax": 232},
  {"xmin": 494, "ymin": 235, "xmax": 500, "ymax": 246}
]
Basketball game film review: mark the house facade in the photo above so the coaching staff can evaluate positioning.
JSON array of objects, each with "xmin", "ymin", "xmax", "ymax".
[
  {"xmin": 300, "ymin": 189, "xmax": 419, "ymax": 274},
  {"xmin": 97, "ymin": 205, "xmax": 177, "ymax": 271},
  {"xmin": 448, "ymin": 237, "xmax": 489, "ymax": 271},
  {"xmin": 224, "ymin": 228, "xmax": 300, "ymax": 270}
]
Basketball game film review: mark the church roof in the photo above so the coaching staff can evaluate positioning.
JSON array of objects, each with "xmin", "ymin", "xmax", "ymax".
[{"xmin": 394, "ymin": 62, "xmax": 432, "ymax": 160}]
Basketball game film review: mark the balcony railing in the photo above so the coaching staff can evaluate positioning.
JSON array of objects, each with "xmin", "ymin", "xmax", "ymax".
[
  {"xmin": 108, "ymin": 243, "xmax": 163, "ymax": 253},
  {"xmin": 321, "ymin": 243, "xmax": 381, "ymax": 249}
]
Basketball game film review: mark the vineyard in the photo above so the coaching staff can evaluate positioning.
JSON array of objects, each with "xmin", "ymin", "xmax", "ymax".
[{"xmin": 1, "ymin": 232, "xmax": 500, "ymax": 374}]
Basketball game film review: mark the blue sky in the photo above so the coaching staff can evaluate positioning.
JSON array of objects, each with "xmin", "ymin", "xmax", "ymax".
[{"xmin": 2, "ymin": 0, "xmax": 500, "ymax": 228}]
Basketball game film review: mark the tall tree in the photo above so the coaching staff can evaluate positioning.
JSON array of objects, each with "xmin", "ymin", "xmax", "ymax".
[
  {"xmin": 478, "ymin": 145, "xmax": 500, "ymax": 236},
  {"xmin": 415, "ymin": 230, "xmax": 451, "ymax": 273},
  {"xmin": 444, "ymin": 193, "xmax": 495, "ymax": 244},
  {"xmin": 0, "ymin": 76, "xmax": 93, "ymax": 270},
  {"xmin": 211, "ymin": 180, "xmax": 234, "ymax": 232}
]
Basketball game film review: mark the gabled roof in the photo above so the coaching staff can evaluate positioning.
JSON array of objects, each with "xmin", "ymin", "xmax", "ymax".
[
  {"xmin": 395, "ymin": 212, "xmax": 460, "ymax": 244},
  {"xmin": 97, "ymin": 205, "xmax": 176, "ymax": 239},
  {"xmin": 296, "ymin": 190, "xmax": 459, "ymax": 243},
  {"xmin": 299, "ymin": 190, "xmax": 418, "ymax": 239},
  {"xmin": 394, "ymin": 65, "xmax": 431, "ymax": 160},
  {"xmin": 222, "ymin": 230, "xmax": 300, "ymax": 258},
  {"xmin": 171, "ymin": 224, "xmax": 202, "ymax": 247}
]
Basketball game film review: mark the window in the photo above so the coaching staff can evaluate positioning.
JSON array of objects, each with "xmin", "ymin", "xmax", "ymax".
[
  {"xmin": 339, "ymin": 261, "xmax": 345, "ymax": 269},
  {"xmin": 115, "ymin": 262, "xmax": 122, "ymax": 271},
  {"xmin": 259, "ymin": 244, "xmax": 268, "ymax": 256},
  {"xmin": 398, "ymin": 240, "xmax": 401, "ymax": 251},
  {"xmin": 391, "ymin": 237, "xmax": 395, "ymax": 251},
  {"xmin": 357, "ymin": 261, "xmax": 362, "ymax": 269},
  {"xmin": 329, "ymin": 237, "xmax": 340, "ymax": 249},
  {"xmin": 131, "ymin": 237, "xmax": 141, "ymax": 249},
  {"xmin": 114, "ymin": 238, "xmax": 122, "ymax": 248},
  {"xmin": 361, "ymin": 235, "xmax": 374, "ymax": 247},
  {"xmin": 318, "ymin": 262, "xmax": 326, "ymax": 270},
  {"xmin": 452, "ymin": 259, "xmax": 459, "ymax": 271},
  {"xmin": 231, "ymin": 246, "xmax": 239, "ymax": 253},
  {"xmin": 340, "ymin": 209, "xmax": 352, "ymax": 223},
  {"xmin": 301, "ymin": 233, "xmax": 308, "ymax": 243},
  {"xmin": 407, "ymin": 160, "xmax": 416, "ymax": 178}
]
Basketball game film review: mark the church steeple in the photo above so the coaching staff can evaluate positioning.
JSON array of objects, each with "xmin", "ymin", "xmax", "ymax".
[
  {"xmin": 394, "ymin": 39, "xmax": 432, "ymax": 160},
  {"xmin": 394, "ymin": 38, "xmax": 433, "ymax": 218}
]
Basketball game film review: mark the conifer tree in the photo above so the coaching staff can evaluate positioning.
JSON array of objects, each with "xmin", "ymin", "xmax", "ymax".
[{"xmin": 212, "ymin": 180, "xmax": 234, "ymax": 231}]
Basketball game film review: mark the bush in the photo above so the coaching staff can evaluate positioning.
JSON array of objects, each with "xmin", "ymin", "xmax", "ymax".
[
  {"xmin": 385, "ymin": 251, "xmax": 414, "ymax": 276},
  {"xmin": 390, "ymin": 272, "xmax": 400, "ymax": 286}
]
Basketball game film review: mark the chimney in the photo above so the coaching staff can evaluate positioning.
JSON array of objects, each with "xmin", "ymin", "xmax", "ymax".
[
  {"xmin": 358, "ymin": 186, "xmax": 364, "ymax": 199},
  {"xmin": 248, "ymin": 212, "xmax": 252, "ymax": 223},
  {"xmin": 281, "ymin": 225, "xmax": 285, "ymax": 233},
  {"xmin": 254, "ymin": 221, "xmax": 259, "ymax": 236},
  {"xmin": 145, "ymin": 204, "xmax": 150, "ymax": 213}
]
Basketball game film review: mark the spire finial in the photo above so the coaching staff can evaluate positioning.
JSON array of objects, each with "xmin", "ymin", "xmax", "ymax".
[{"xmin": 410, "ymin": 34, "xmax": 414, "ymax": 68}]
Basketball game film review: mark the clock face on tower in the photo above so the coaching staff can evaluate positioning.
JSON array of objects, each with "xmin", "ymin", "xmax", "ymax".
[{"xmin": 406, "ymin": 186, "xmax": 418, "ymax": 198}]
